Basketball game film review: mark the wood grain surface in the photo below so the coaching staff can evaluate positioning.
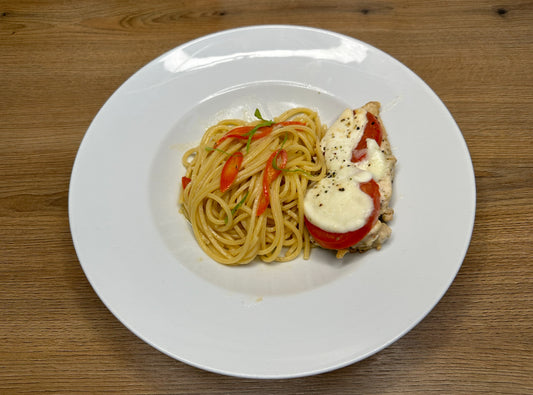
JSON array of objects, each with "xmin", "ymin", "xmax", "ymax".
[{"xmin": 1, "ymin": 0, "xmax": 532, "ymax": 393}]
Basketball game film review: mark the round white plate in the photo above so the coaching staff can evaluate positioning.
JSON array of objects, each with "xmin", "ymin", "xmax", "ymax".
[{"xmin": 69, "ymin": 25, "xmax": 476, "ymax": 378}]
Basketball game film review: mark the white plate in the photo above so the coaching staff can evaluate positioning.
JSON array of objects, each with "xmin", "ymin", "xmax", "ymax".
[{"xmin": 69, "ymin": 25, "xmax": 476, "ymax": 378}]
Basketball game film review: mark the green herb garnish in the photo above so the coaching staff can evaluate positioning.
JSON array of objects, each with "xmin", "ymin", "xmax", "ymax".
[
  {"xmin": 244, "ymin": 109, "xmax": 275, "ymax": 153},
  {"xmin": 224, "ymin": 191, "xmax": 249, "ymax": 224}
]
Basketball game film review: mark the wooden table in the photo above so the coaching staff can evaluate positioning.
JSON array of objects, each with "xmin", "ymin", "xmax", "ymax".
[{"xmin": 2, "ymin": 1, "xmax": 531, "ymax": 392}]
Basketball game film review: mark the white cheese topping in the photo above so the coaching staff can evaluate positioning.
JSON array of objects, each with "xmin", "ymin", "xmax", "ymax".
[
  {"xmin": 358, "ymin": 138, "xmax": 387, "ymax": 181},
  {"xmin": 303, "ymin": 108, "xmax": 386, "ymax": 233}
]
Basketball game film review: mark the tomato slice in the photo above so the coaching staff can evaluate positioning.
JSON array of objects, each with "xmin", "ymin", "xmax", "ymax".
[
  {"xmin": 304, "ymin": 179, "xmax": 381, "ymax": 250},
  {"xmin": 256, "ymin": 149, "xmax": 288, "ymax": 216},
  {"xmin": 220, "ymin": 152, "xmax": 244, "ymax": 193},
  {"xmin": 214, "ymin": 126, "xmax": 270, "ymax": 148},
  {"xmin": 351, "ymin": 112, "xmax": 383, "ymax": 163},
  {"xmin": 181, "ymin": 176, "xmax": 191, "ymax": 189},
  {"xmin": 214, "ymin": 121, "xmax": 305, "ymax": 148}
]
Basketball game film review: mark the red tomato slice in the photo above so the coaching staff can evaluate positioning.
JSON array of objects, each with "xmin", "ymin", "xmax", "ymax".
[
  {"xmin": 214, "ymin": 126, "xmax": 261, "ymax": 148},
  {"xmin": 351, "ymin": 112, "xmax": 383, "ymax": 163},
  {"xmin": 220, "ymin": 152, "xmax": 244, "ymax": 193},
  {"xmin": 256, "ymin": 149, "xmax": 288, "ymax": 216},
  {"xmin": 181, "ymin": 176, "xmax": 191, "ymax": 189},
  {"xmin": 214, "ymin": 121, "xmax": 305, "ymax": 148},
  {"xmin": 304, "ymin": 179, "xmax": 381, "ymax": 250}
]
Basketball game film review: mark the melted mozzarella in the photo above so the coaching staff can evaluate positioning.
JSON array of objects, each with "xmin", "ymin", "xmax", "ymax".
[
  {"xmin": 358, "ymin": 138, "xmax": 387, "ymax": 181},
  {"xmin": 303, "ymin": 108, "xmax": 386, "ymax": 233}
]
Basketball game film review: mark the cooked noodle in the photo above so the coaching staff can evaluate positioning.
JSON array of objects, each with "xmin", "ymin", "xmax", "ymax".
[{"xmin": 179, "ymin": 108, "xmax": 327, "ymax": 265}]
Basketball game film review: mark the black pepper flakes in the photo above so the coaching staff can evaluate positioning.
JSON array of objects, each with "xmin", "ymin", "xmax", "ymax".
[{"xmin": 339, "ymin": 187, "xmax": 345, "ymax": 191}]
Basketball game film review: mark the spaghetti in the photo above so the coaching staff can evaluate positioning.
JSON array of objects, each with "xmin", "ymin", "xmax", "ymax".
[{"xmin": 179, "ymin": 108, "xmax": 327, "ymax": 265}]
